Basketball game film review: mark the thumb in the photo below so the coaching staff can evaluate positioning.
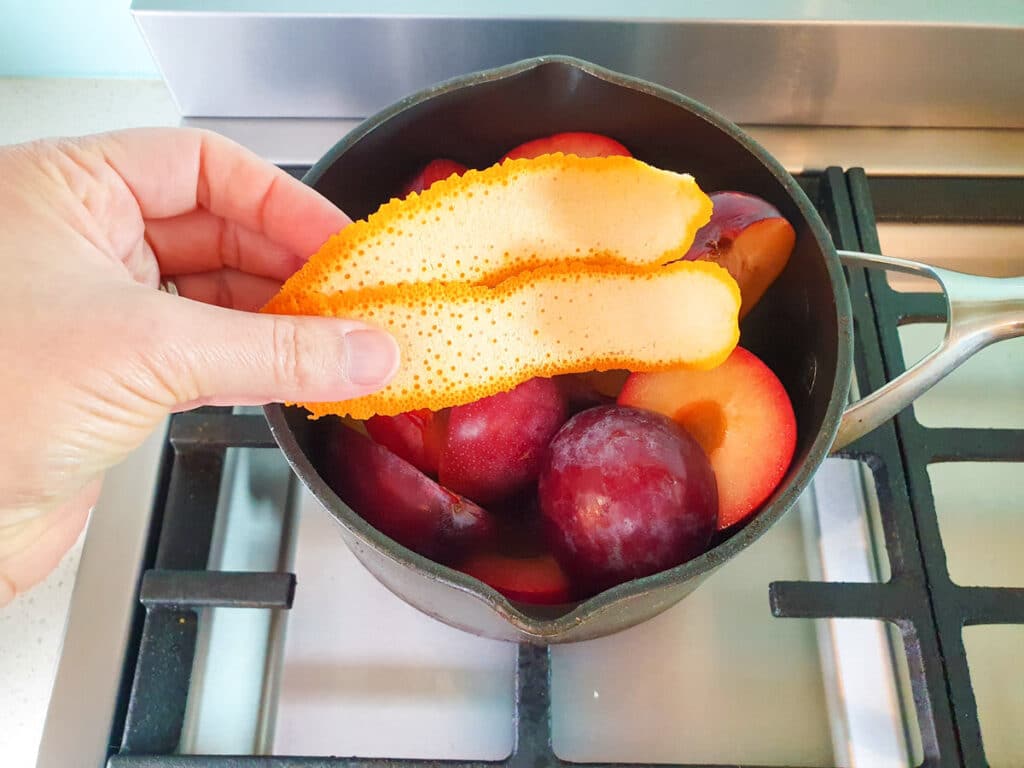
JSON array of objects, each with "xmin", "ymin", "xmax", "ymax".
[{"xmin": 151, "ymin": 295, "xmax": 400, "ymax": 409}]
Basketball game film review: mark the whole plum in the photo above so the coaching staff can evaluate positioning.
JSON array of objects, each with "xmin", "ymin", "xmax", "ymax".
[{"xmin": 538, "ymin": 405, "xmax": 717, "ymax": 596}]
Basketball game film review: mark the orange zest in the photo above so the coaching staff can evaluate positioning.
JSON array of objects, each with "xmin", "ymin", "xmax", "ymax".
[
  {"xmin": 264, "ymin": 260, "xmax": 741, "ymax": 420},
  {"xmin": 273, "ymin": 154, "xmax": 713, "ymax": 297}
]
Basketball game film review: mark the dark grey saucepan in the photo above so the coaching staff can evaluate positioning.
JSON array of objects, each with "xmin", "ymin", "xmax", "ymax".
[{"xmin": 265, "ymin": 56, "xmax": 1024, "ymax": 644}]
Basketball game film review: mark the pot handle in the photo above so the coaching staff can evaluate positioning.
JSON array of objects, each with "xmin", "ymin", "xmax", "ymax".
[{"xmin": 832, "ymin": 250, "xmax": 1024, "ymax": 452}]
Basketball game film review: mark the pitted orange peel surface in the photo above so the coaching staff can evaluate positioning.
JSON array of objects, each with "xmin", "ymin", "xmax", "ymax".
[
  {"xmin": 274, "ymin": 154, "xmax": 713, "ymax": 294},
  {"xmin": 265, "ymin": 155, "xmax": 741, "ymax": 419}
]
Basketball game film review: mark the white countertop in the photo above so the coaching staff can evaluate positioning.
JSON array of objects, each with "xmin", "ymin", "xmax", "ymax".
[
  {"xmin": 0, "ymin": 77, "xmax": 180, "ymax": 768},
  {"xmin": 0, "ymin": 535, "xmax": 86, "ymax": 767},
  {"xmin": 0, "ymin": 78, "xmax": 179, "ymax": 145}
]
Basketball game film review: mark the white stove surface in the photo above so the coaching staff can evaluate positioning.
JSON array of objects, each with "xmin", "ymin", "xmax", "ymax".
[
  {"xmin": 275, "ymin": 500, "xmax": 518, "ymax": 760},
  {"xmin": 273, "ymin": 476, "xmax": 868, "ymax": 765}
]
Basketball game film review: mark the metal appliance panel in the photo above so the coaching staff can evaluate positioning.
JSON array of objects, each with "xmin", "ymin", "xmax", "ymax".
[{"xmin": 131, "ymin": 3, "xmax": 1024, "ymax": 126}]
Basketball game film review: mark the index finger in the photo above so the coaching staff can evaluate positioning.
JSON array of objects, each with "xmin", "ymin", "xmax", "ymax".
[{"xmin": 89, "ymin": 127, "xmax": 350, "ymax": 257}]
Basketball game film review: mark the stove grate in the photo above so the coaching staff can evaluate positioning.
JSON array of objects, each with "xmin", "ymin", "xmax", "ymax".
[
  {"xmin": 851, "ymin": 169, "xmax": 1023, "ymax": 768},
  {"xmin": 774, "ymin": 168, "xmax": 1024, "ymax": 768}
]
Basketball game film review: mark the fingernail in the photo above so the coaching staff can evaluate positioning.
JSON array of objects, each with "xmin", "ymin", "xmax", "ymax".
[{"xmin": 343, "ymin": 329, "xmax": 400, "ymax": 387}]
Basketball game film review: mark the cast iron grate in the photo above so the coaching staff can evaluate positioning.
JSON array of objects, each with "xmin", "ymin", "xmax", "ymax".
[
  {"xmin": 105, "ymin": 169, "xmax": 1024, "ymax": 768},
  {"xmin": 773, "ymin": 169, "xmax": 1024, "ymax": 768},
  {"xmin": 845, "ymin": 170, "xmax": 1022, "ymax": 768}
]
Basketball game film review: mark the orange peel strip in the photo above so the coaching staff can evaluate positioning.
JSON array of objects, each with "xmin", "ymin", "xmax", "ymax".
[
  {"xmin": 264, "ymin": 260, "xmax": 741, "ymax": 420},
  {"xmin": 275, "ymin": 154, "xmax": 713, "ymax": 296}
]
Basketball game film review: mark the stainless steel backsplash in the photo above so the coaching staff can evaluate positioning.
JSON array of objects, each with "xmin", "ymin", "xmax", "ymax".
[{"xmin": 131, "ymin": 3, "xmax": 1024, "ymax": 127}]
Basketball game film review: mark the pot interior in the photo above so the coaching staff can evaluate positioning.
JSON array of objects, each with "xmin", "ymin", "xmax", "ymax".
[{"xmin": 272, "ymin": 57, "xmax": 848, "ymax": 626}]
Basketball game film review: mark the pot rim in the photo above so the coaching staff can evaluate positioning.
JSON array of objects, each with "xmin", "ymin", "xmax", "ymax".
[{"xmin": 264, "ymin": 54, "xmax": 854, "ymax": 638}]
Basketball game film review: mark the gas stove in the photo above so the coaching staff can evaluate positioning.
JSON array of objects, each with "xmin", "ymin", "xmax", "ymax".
[
  {"xmin": 36, "ymin": 148, "xmax": 1023, "ymax": 768},
  {"xmin": 34, "ymin": 6, "xmax": 1024, "ymax": 768}
]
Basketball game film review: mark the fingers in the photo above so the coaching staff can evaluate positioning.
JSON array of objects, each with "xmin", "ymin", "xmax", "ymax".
[
  {"xmin": 148, "ymin": 293, "xmax": 400, "ymax": 409},
  {"xmin": 90, "ymin": 127, "xmax": 351, "ymax": 256},
  {"xmin": 145, "ymin": 208, "xmax": 306, "ymax": 281},
  {"xmin": 173, "ymin": 269, "xmax": 284, "ymax": 312}
]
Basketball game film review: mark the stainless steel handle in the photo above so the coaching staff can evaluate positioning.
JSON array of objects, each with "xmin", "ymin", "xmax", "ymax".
[{"xmin": 832, "ymin": 250, "xmax": 1024, "ymax": 452}]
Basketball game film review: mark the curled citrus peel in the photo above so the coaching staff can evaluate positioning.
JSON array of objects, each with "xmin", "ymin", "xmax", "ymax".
[
  {"xmin": 273, "ymin": 154, "xmax": 713, "ymax": 296},
  {"xmin": 265, "ymin": 153, "xmax": 740, "ymax": 419},
  {"xmin": 264, "ymin": 260, "xmax": 740, "ymax": 420}
]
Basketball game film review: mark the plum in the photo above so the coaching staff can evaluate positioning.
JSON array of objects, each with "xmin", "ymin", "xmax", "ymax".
[
  {"xmin": 401, "ymin": 158, "xmax": 468, "ymax": 196},
  {"xmin": 457, "ymin": 493, "xmax": 573, "ymax": 605},
  {"xmin": 459, "ymin": 552, "xmax": 572, "ymax": 605},
  {"xmin": 365, "ymin": 408, "xmax": 448, "ymax": 477},
  {"xmin": 438, "ymin": 377, "xmax": 567, "ymax": 506},
  {"xmin": 682, "ymin": 191, "xmax": 795, "ymax": 318},
  {"xmin": 538, "ymin": 405, "xmax": 718, "ymax": 596},
  {"xmin": 618, "ymin": 346, "xmax": 797, "ymax": 530},
  {"xmin": 321, "ymin": 423, "xmax": 496, "ymax": 563},
  {"xmin": 501, "ymin": 132, "xmax": 631, "ymax": 161}
]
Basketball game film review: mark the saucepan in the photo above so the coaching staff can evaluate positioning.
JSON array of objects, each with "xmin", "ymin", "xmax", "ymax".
[{"xmin": 265, "ymin": 56, "xmax": 1023, "ymax": 644}]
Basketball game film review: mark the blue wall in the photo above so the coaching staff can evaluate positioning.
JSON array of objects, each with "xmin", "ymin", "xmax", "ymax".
[
  {"xmin": 3, "ymin": 0, "xmax": 1016, "ymax": 79},
  {"xmin": 1, "ymin": 1, "xmax": 159, "ymax": 78}
]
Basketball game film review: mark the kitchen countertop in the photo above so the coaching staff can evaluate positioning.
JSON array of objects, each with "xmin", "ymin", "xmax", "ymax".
[
  {"xmin": 0, "ymin": 77, "xmax": 180, "ymax": 768},
  {"xmin": 0, "ymin": 78, "xmax": 179, "ymax": 145}
]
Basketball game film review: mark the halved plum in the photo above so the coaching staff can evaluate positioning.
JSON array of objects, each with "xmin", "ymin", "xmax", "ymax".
[
  {"xmin": 321, "ymin": 423, "xmax": 496, "ymax": 563},
  {"xmin": 681, "ymin": 191, "xmax": 795, "ymax": 318},
  {"xmin": 459, "ymin": 552, "xmax": 572, "ymax": 605},
  {"xmin": 618, "ymin": 346, "xmax": 797, "ymax": 530},
  {"xmin": 401, "ymin": 158, "xmax": 469, "ymax": 196},
  {"xmin": 365, "ymin": 409, "xmax": 448, "ymax": 477},
  {"xmin": 501, "ymin": 131, "xmax": 631, "ymax": 161}
]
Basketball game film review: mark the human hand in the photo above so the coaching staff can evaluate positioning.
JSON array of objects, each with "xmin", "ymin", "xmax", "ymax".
[{"xmin": 0, "ymin": 127, "xmax": 399, "ymax": 604}]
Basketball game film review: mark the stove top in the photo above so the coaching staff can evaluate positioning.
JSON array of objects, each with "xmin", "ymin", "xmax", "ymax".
[{"xmin": 34, "ymin": 158, "xmax": 1024, "ymax": 768}]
